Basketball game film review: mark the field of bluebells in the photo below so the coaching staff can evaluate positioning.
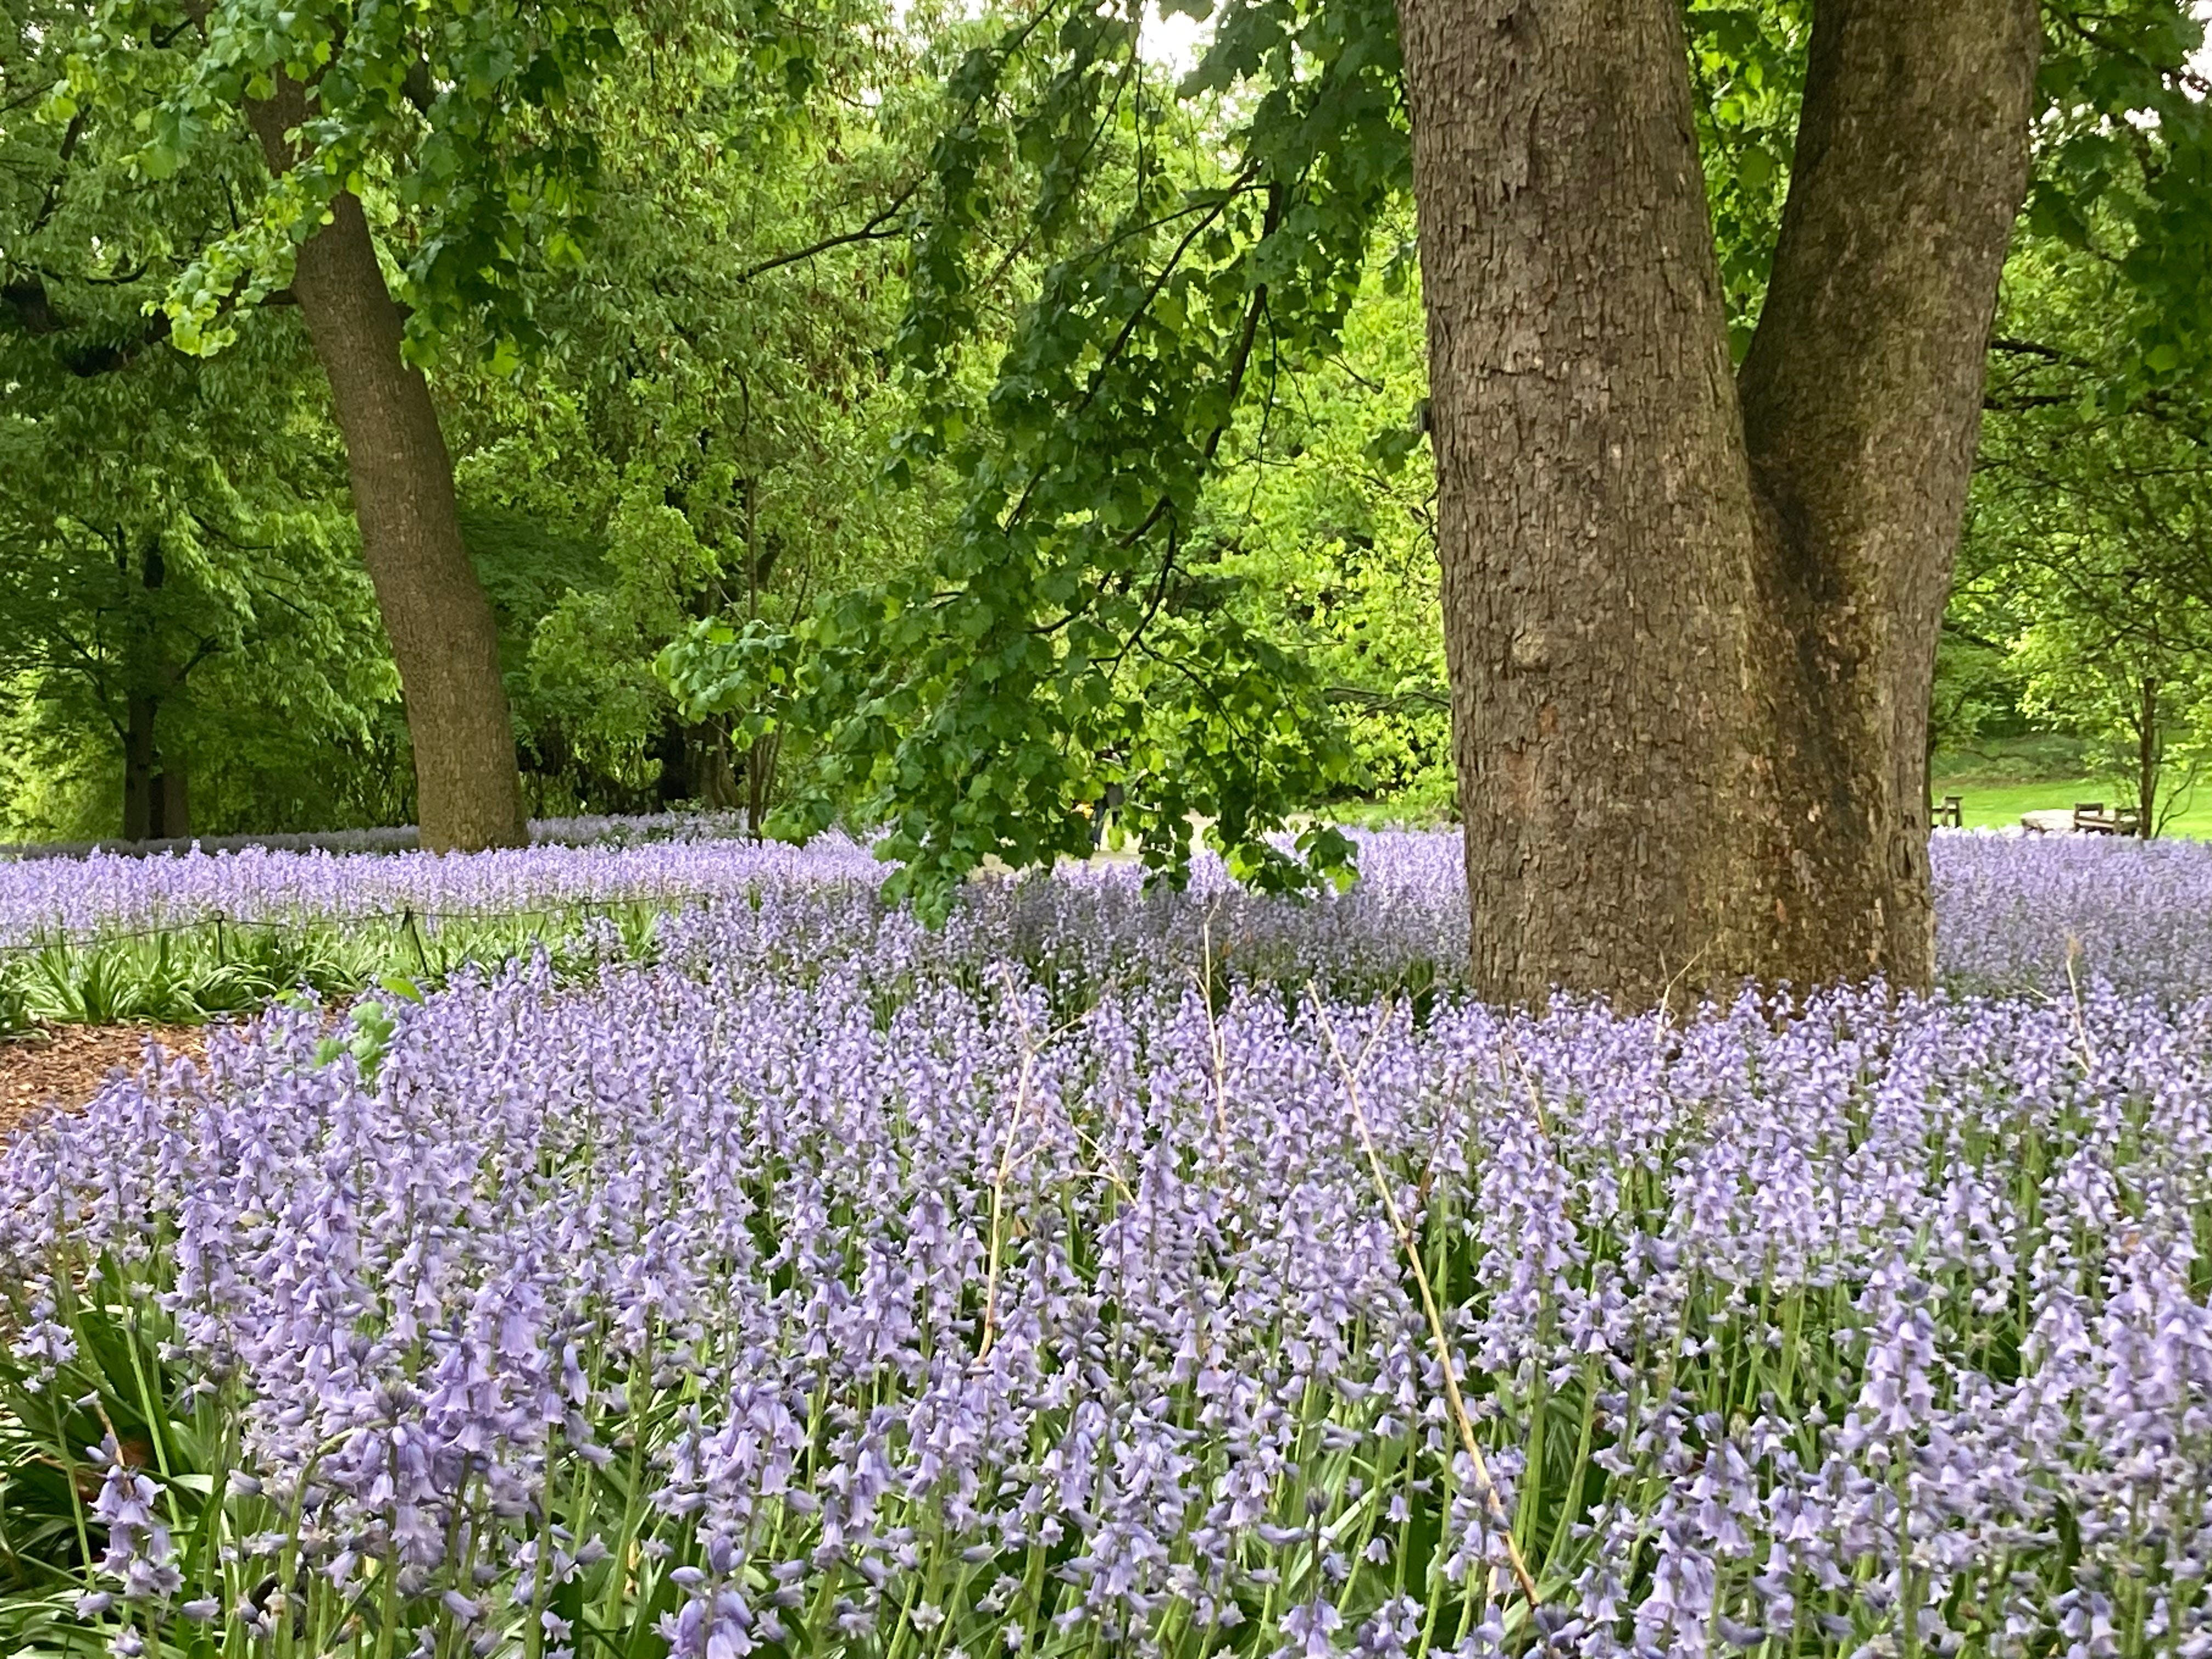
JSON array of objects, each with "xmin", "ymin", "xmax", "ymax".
[
  {"xmin": 3, "ymin": 829, "xmax": 2212, "ymax": 1658},
  {"xmin": 0, "ymin": 829, "xmax": 882, "ymax": 1030}
]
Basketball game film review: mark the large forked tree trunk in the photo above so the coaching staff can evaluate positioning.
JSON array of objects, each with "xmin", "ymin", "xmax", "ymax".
[
  {"xmin": 1397, "ymin": 0, "xmax": 2040, "ymax": 1006},
  {"xmin": 245, "ymin": 83, "xmax": 527, "ymax": 853}
]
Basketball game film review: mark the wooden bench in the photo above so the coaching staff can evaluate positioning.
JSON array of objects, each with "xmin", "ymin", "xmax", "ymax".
[
  {"xmin": 1931, "ymin": 795, "xmax": 1962, "ymax": 828},
  {"xmin": 2071, "ymin": 802, "xmax": 2143, "ymax": 836}
]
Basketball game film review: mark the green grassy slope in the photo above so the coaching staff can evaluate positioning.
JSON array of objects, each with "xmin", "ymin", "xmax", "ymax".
[{"xmin": 1929, "ymin": 774, "xmax": 2212, "ymax": 838}]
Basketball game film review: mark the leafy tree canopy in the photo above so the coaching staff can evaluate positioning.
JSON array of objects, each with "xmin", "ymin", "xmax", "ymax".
[
  {"xmin": 662, "ymin": 0, "xmax": 2212, "ymax": 909},
  {"xmin": 47, "ymin": 0, "xmax": 625, "ymax": 362}
]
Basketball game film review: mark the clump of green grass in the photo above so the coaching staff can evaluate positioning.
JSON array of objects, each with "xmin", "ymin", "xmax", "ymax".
[{"xmin": 0, "ymin": 901, "xmax": 675, "ymax": 1030}]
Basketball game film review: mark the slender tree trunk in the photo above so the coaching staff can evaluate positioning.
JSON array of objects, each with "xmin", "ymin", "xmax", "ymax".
[
  {"xmin": 698, "ymin": 718, "xmax": 741, "ymax": 811},
  {"xmin": 122, "ymin": 691, "xmax": 157, "ymax": 842},
  {"xmin": 2137, "ymin": 674, "xmax": 2160, "ymax": 838},
  {"xmin": 245, "ymin": 82, "xmax": 527, "ymax": 853},
  {"xmin": 744, "ymin": 732, "xmax": 783, "ymax": 838},
  {"xmin": 119, "ymin": 540, "xmax": 187, "ymax": 840},
  {"xmin": 1397, "ymin": 0, "xmax": 2039, "ymax": 1005},
  {"xmin": 742, "ymin": 476, "xmax": 772, "ymax": 838}
]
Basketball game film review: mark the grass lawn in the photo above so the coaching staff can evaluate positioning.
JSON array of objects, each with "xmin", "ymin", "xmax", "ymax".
[
  {"xmin": 1931, "ymin": 773, "xmax": 2212, "ymax": 838},
  {"xmin": 1336, "ymin": 734, "xmax": 2212, "ymax": 840}
]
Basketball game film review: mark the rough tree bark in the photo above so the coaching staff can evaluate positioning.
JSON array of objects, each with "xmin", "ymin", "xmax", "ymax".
[
  {"xmin": 1397, "ymin": 0, "xmax": 2040, "ymax": 1005},
  {"xmin": 245, "ymin": 81, "xmax": 527, "ymax": 853}
]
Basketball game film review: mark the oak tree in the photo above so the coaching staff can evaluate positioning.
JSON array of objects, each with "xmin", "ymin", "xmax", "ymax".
[
  {"xmin": 46, "ymin": 0, "xmax": 631, "ymax": 848},
  {"xmin": 2, "ymin": 0, "xmax": 400, "ymax": 841}
]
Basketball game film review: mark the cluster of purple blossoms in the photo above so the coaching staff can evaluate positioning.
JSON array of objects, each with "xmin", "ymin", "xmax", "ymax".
[
  {"xmin": 89, "ymin": 1448, "xmax": 179, "ymax": 1607},
  {"xmin": 7, "ymin": 823, "xmax": 2212, "ymax": 1001},
  {"xmin": 0, "ymin": 830, "xmax": 2209, "ymax": 1656},
  {"xmin": 1929, "ymin": 829, "xmax": 2212, "ymax": 996},
  {"xmin": 0, "ymin": 829, "xmax": 885, "ymax": 947}
]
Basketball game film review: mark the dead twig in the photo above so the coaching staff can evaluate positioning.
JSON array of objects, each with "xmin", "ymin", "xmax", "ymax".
[{"xmin": 1311, "ymin": 987, "xmax": 1543, "ymax": 1612}]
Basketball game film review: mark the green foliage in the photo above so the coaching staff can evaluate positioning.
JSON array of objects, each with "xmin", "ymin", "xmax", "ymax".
[
  {"xmin": 654, "ymin": 0, "xmax": 2212, "ymax": 891},
  {"xmin": 1685, "ymin": 1, "xmax": 1809, "ymax": 358},
  {"xmin": 663, "ymin": 0, "xmax": 1412, "ymax": 911},
  {"xmin": 313, "ymin": 994, "xmax": 399, "ymax": 1077},
  {"xmin": 15, "ymin": 0, "xmax": 2212, "ymax": 860},
  {"xmin": 0, "ymin": 419, "xmax": 404, "ymax": 841},
  {"xmin": 0, "ymin": 975, "xmax": 30, "ymax": 1039},
  {"xmin": 1957, "ymin": 1, "xmax": 2212, "ymax": 834},
  {"xmin": 1965, "ymin": 444, "xmax": 2212, "ymax": 830},
  {"xmin": 1928, "ymin": 625, "xmax": 2029, "ymax": 761},
  {"xmin": 1201, "ymin": 238, "xmax": 1452, "ymax": 809},
  {"xmin": 2015, "ymin": 624, "xmax": 2212, "ymax": 830},
  {"xmin": 54, "ymin": 0, "xmax": 630, "ymax": 363},
  {"xmin": 439, "ymin": 8, "xmax": 948, "ymax": 816},
  {"xmin": 6, "ymin": 0, "xmax": 935, "ymax": 836},
  {"xmin": 1, "ymin": 0, "xmax": 409, "ymax": 841},
  {"xmin": 0, "ymin": 899, "xmax": 684, "ymax": 1031},
  {"xmin": 2027, "ymin": 0, "xmax": 2212, "ymax": 400}
]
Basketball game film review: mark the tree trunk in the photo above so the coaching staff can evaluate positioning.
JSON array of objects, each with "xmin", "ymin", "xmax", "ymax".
[
  {"xmin": 119, "ymin": 540, "xmax": 188, "ymax": 841},
  {"xmin": 698, "ymin": 718, "xmax": 742, "ymax": 811},
  {"xmin": 153, "ymin": 765, "xmax": 188, "ymax": 840},
  {"xmin": 742, "ymin": 476, "xmax": 772, "ymax": 837},
  {"xmin": 122, "ymin": 690, "xmax": 157, "ymax": 842},
  {"xmin": 1397, "ymin": 0, "xmax": 2039, "ymax": 1006},
  {"xmin": 744, "ymin": 732, "xmax": 781, "ymax": 838},
  {"xmin": 120, "ymin": 698, "xmax": 191, "ymax": 839},
  {"xmin": 2137, "ymin": 674, "xmax": 2160, "ymax": 838},
  {"xmin": 245, "ymin": 82, "xmax": 526, "ymax": 853}
]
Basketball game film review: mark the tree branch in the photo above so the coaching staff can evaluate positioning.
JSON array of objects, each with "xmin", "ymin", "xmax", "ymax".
[
  {"xmin": 1, "ymin": 273, "xmax": 296, "ymax": 376},
  {"xmin": 1734, "ymin": 0, "xmax": 2039, "ymax": 622},
  {"xmin": 29, "ymin": 112, "xmax": 86, "ymax": 236},
  {"xmin": 731, "ymin": 177, "xmax": 923, "ymax": 284},
  {"xmin": 1325, "ymin": 684, "xmax": 1449, "ymax": 713}
]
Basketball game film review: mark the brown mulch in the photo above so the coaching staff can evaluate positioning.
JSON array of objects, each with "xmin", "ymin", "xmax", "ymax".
[{"xmin": 0, "ymin": 1024, "xmax": 211, "ymax": 1143}]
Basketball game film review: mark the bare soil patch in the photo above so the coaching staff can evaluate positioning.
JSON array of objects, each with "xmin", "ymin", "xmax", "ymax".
[{"xmin": 0, "ymin": 1024, "xmax": 210, "ymax": 1143}]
